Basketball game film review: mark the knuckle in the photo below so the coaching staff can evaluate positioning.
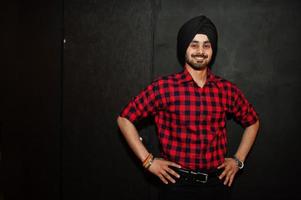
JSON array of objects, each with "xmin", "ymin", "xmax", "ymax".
[
  {"xmin": 162, "ymin": 172, "xmax": 167, "ymax": 177},
  {"xmin": 163, "ymin": 165, "xmax": 169, "ymax": 170},
  {"xmin": 168, "ymin": 169, "xmax": 174, "ymax": 174}
]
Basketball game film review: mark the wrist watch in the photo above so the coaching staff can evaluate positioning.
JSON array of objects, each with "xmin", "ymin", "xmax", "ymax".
[{"xmin": 233, "ymin": 156, "xmax": 244, "ymax": 169}]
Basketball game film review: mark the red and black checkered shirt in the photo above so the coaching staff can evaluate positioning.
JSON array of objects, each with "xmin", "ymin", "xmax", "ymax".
[{"xmin": 119, "ymin": 68, "xmax": 258, "ymax": 170}]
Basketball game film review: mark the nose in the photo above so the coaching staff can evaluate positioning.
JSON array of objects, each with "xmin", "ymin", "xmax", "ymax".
[{"xmin": 196, "ymin": 46, "xmax": 205, "ymax": 54}]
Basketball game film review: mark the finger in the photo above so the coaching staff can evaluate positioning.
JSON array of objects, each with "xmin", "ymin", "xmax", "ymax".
[
  {"xmin": 167, "ymin": 161, "xmax": 181, "ymax": 168},
  {"xmin": 162, "ymin": 171, "xmax": 176, "ymax": 183},
  {"xmin": 217, "ymin": 163, "xmax": 226, "ymax": 169},
  {"xmin": 219, "ymin": 172, "xmax": 225, "ymax": 180},
  {"xmin": 219, "ymin": 169, "xmax": 228, "ymax": 180},
  {"xmin": 224, "ymin": 171, "xmax": 231, "ymax": 185},
  {"xmin": 225, "ymin": 170, "xmax": 235, "ymax": 185},
  {"xmin": 224, "ymin": 173, "xmax": 231, "ymax": 185},
  {"xmin": 221, "ymin": 166, "xmax": 233, "ymax": 179},
  {"xmin": 158, "ymin": 174, "xmax": 168, "ymax": 184},
  {"xmin": 166, "ymin": 168, "xmax": 180, "ymax": 179},
  {"xmin": 228, "ymin": 175, "xmax": 234, "ymax": 187}
]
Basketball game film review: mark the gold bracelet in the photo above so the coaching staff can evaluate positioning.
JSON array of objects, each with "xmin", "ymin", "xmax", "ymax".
[
  {"xmin": 143, "ymin": 154, "xmax": 154, "ymax": 168},
  {"xmin": 144, "ymin": 156, "xmax": 154, "ymax": 169},
  {"xmin": 143, "ymin": 154, "xmax": 153, "ymax": 168},
  {"xmin": 142, "ymin": 153, "xmax": 152, "ymax": 166}
]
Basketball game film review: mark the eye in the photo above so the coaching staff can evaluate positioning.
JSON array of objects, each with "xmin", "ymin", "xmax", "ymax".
[
  {"xmin": 190, "ymin": 43, "xmax": 199, "ymax": 49},
  {"xmin": 203, "ymin": 43, "xmax": 211, "ymax": 49}
]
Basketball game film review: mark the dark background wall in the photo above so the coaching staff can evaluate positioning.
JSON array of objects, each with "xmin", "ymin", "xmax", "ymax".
[
  {"xmin": 2, "ymin": 0, "xmax": 62, "ymax": 200},
  {"xmin": 2, "ymin": 0, "xmax": 301, "ymax": 200}
]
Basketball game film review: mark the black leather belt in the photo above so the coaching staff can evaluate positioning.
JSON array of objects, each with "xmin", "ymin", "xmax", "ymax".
[{"xmin": 173, "ymin": 167, "xmax": 222, "ymax": 184}]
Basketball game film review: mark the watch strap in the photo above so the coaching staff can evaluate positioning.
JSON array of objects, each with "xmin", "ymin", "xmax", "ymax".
[{"xmin": 233, "ymin": 155, "xmax": 244, "ymax": 169}]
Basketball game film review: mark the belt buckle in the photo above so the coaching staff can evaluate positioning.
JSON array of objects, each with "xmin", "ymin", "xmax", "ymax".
[{"xmin": 191, "ymin": 171, "xmax": 208, "ymax": 183}]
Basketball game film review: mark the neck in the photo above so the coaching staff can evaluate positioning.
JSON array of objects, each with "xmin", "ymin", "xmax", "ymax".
[{"xmin": 185, "ymin": 64, "xmax": 208, "ymax": 87}]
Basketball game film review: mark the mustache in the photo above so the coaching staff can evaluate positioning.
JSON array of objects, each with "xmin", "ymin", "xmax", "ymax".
[{"xmin": 192, "ymin": 54, "xmax": 208, "ymax": 58}]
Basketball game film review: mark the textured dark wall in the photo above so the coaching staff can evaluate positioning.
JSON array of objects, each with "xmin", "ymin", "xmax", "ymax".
[
  {"xmin": 2, "ymin": 0, "xmax": 301, "ymax": 200},
  {"xmin": 2, "ymin": 0, "xmax": 62, "ymax": 200},
  {"xmin": 63, "ymin": 0, "xmax": 156, "ymax": 199}
]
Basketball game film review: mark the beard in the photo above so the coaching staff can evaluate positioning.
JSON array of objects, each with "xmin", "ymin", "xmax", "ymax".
[{"xmin": 185, "ymin": 53, "xmax": 210, "ymax": 70}]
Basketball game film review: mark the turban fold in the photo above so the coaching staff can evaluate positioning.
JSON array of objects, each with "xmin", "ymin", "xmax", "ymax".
[{"xmin": 177, "ymin": 15, "xmax": 218, "ymax": 66}]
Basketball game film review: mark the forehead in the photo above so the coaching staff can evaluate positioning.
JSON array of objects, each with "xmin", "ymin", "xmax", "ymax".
[{"xmin": 191, "ymin": 34, "xmax": 210, "ymax": 43}]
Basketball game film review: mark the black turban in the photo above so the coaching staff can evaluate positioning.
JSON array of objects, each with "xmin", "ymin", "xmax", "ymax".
[{"xmin": 177, "ymin": 15, "xmax": 218, "ymax": 67}]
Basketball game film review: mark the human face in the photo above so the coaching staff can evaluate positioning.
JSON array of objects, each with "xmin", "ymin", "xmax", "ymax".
[{"xmin": 185, "ymin": 34, "xmax": 213, "ymax": 70}]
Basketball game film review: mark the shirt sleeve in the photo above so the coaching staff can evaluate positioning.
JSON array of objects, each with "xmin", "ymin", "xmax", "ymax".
[
  {"xmin": 119, "ymin": 81, "xmax": 161, "ymax": 123},
  {"xmin": 230, "ymin": 84, "xmax": 259, "ymax": 128}
]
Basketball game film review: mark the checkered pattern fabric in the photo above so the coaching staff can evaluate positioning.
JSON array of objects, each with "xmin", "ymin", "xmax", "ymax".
[{"xmin": 119, "ymin": 68, "xmax": 258, "ymax": 170}]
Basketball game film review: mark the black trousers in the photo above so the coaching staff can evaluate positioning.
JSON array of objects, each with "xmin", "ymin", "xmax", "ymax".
[{"xmin": 158, "ymin": 170, "xmax": 232, "ymax": 200}]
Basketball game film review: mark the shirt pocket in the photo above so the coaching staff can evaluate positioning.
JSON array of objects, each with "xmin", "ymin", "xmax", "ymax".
[{"xmin": 208, "ymin": 110, "xmax": 226, "ymax": 134}]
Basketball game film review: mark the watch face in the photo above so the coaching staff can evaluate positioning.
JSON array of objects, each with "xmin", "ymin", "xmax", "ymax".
[
  {"xmin": 233, "ymin": 157, "xmax": 244, "ymax": 169},
  {"xmin": 238, "ymin": 160, "xmax": 244, "ymax": 169}
]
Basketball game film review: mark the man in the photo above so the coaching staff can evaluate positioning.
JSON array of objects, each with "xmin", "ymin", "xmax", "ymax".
[{"xmin": 117, "ymin": 15, "xmax": 259, "ymax": 200}]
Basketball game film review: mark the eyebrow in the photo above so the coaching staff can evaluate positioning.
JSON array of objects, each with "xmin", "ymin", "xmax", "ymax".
[{"xmin": 191, "ymin": 40, "xmax": 211, "ymax": 44}]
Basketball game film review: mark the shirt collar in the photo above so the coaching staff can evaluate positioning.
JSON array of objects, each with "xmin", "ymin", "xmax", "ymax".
[{"xmin": 178, "ymin": 67, "xmax": 218, "ymax": 86}]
